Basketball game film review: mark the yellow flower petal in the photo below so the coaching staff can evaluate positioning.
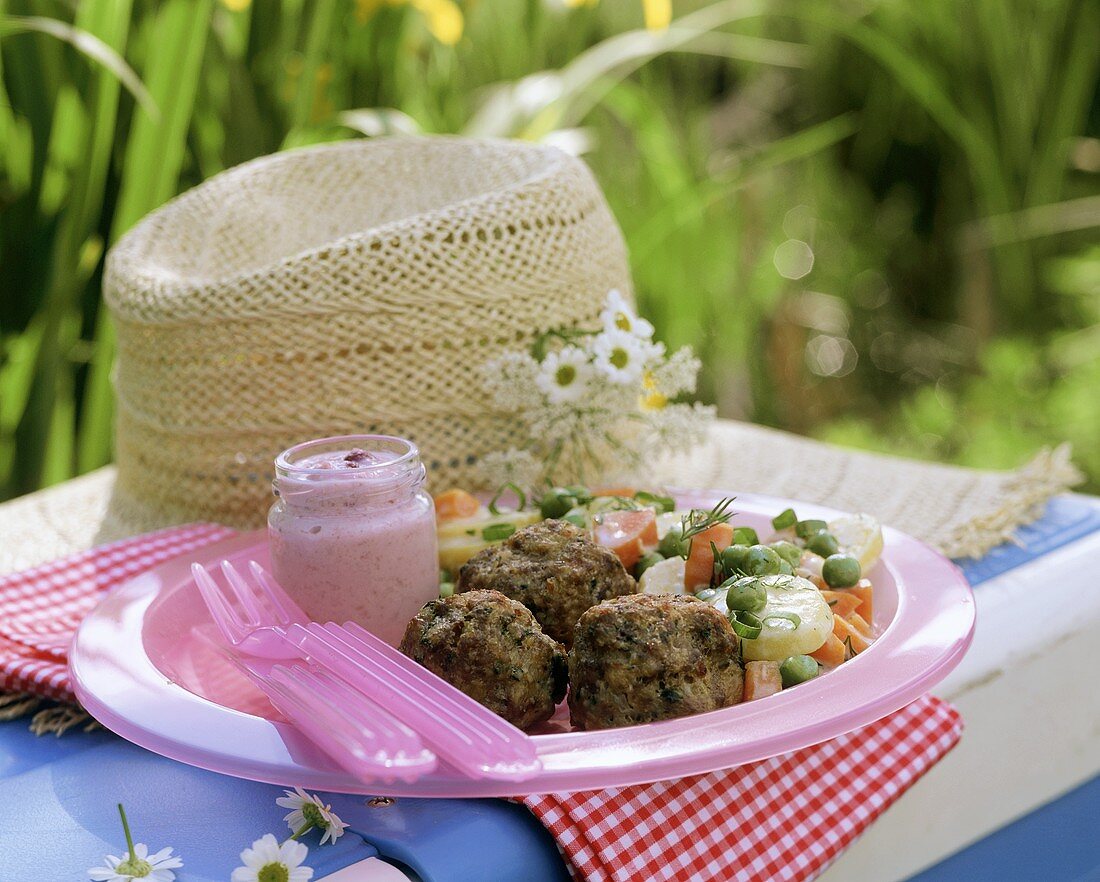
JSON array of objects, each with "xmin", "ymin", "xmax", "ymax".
[
  {"xmin": 642, "ymin": 0, "xmax": 671, "ymax": 31},
  {"xmin": 410, "ymin": 0, "xmax": 464, "ymax": 45}
]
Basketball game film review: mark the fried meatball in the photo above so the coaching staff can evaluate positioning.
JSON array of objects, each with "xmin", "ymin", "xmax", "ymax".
[
  {"xmin": 399, "ymin": 589, "xmax": 568, "ymax": 730},
  {"xmin": 568, "ymin": 594, "xmax": 743, "ymax": 730},
  {"xmin": 456, "ymin": 519, "xmax": 635, "ymax": 646}
]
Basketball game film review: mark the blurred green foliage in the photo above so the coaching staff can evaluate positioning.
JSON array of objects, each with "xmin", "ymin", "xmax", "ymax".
[{"xmin": 1, "ymin": 0, "xmax": 1097, "ymax": 501}]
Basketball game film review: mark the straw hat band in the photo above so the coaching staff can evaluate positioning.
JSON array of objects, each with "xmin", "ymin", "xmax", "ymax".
[
  {"xmin": 104, "ymin": 137, "xmax": 631, "ymax": 528},
  {"xmin": 113, "ymin": 410, "xmax": 529, "ymax": 526}
]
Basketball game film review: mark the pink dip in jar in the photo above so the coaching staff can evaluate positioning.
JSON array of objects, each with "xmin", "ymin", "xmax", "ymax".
[{"xmin": 268, "ymin": 435, "xmax": 439, "ymax": 646}]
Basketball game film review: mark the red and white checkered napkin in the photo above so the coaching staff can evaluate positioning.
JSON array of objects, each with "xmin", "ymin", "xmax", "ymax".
[
  {"xmin": 521, "ymin": 694, "xmax": 962, "ymax": 882},
  {"xmin": 0, "ymin": 523, "xmax": 234, "ymax": 701},
  {"xmin": 0, "ymin": 523, "xmax": 962, "ymax": 882}
]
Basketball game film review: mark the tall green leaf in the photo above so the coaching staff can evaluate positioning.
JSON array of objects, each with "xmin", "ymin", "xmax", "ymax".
[{"xmin": 79, "ymin": 0, "xmax": 214, "ymax": 472}]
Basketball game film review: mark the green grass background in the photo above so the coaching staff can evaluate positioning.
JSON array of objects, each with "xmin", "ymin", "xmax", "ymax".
[{"xmin": 1, "ymin": 0, "xmax": 1098, "ymax": 501}]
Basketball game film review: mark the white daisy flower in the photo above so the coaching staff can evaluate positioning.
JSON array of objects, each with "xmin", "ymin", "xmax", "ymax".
[
  {"xmin": 535, "ymin": 345, "xmax": 591, "ymax": 403},
  {"xmin": 88, "ymin": 843, "xmax": 183, "ymax": 882},
  {"xmin": 276, "ymin": 787, "xmax": 349, "ymax": 846},
  {"xmin": 231, "ymin": 834, "xmax": 313, "ymax": 882},
  {"xmin": 89, "ymin": 805, "xmax": 182, "ymax": 882},
  {"xmin": 592, "ymin": 329, "xmax": 661, "ymax": 386},
  {"xmin": 600, "ymin": 289, "xmax": 654, "ymax": 339}
]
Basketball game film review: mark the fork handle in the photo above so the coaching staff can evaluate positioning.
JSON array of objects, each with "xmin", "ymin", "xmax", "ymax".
[{"xmin": 287, "ymin": 622, "xmax": 542, "ymax": 782}]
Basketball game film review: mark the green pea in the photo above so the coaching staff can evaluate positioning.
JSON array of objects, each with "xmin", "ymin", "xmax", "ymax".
[
  {"xmin": 822, "ymin": 554, "xmax": 861, "ymax": 588},
  {"xmin": 439, "ymin": 582, "xmax": 455, "ymax": 598},
  {"xmin": 731, "ymin": 526, "xmax": 759, "ymax": 546},
  {"xmin": 719, "ymin": 544, "xmax": 750, "ymax": 575},
  {"xmin": 743, "ymin": 544, "xmax": 783, "ymax": 576},
  {"xmin": 806, "ymin": 532, "xmax": 839, "ymax": 557},
  {"xmin": 723, "ymin": 576, "xmax": 768, "ymax": 613},
  {"xmin": 780, "ymin": 655, "xmax": 819, "ymax": 688},
  {"xmin": 777, "ymin": 559, "xmax": 794, "ymax": 575},
  {"xmin": 635, "ymin": 551, "xmax": 665, "ymax": 578},
  {"xmin": 539, "ymin": 487, "xmax": 575, "ymax": 519},
  {"xmin": 796, "ymin": 519, "xmax": 828, "ymax": 539},
  {"xmin": 770, "ymin": 540, "xmax": 803, "ymax": 569},
  {"xmin": 771, "ymin": 508, "xmax": 797, "ymax": 530},
  {"xmin": 658, "ymin": 523, "xmax": 689, "ymax": 558}
]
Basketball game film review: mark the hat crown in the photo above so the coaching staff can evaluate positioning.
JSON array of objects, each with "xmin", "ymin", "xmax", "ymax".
[{"xmin": 104, "ymin": 136, "xmax": 632, "ymax": 529}]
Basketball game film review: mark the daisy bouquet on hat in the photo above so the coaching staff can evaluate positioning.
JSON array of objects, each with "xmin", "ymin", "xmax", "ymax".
[{"xmin": 480, "ymin": 290, "xmax": 714, "ymax": 489}]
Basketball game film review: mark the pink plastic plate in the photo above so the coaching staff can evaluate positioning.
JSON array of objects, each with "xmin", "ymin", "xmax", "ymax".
[{"xmin": 70, "ymin": 490, "xmax": 974, "ymax": 797}]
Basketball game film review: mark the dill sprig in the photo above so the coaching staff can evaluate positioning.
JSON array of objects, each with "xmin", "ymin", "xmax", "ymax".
[{"xmin": 679, "ymin": 496, "xmax": 737, "ymax": 556}]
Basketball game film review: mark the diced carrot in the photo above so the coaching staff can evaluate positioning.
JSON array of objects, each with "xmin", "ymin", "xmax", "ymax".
[
  {"xmin": 846, "ymin": 611, "xmax": 872, "ymax": 638},
  {"xmin": 591, "ymin": 486, "xmax": 637, "ymax": 498},
  {"xmin": 810, "ymin": 633, "xmax": 846, "ymax": 667},
  {"xmin": 433, "ymin": 489, "xmax": 480, "ymax": 522},
  {"xmin": 819, "ymin": 590, "xmax": 861, "ymax": 619},
  {"xmin": 684, "ymin": 522, "xmax": 735, "ymax": 589},
  {"xmin": 743, "ymin": 660, "xmax": 783, "ymax": 701},
  {"xmin": 846, "ymin": 580, "xmax": 873, "ymax": 623},
  {"xmin": 594, "ymin": 509, "xmax": 658, "ymax": 571},
  {"xmin": 833, "ymin": 614, "xmax": 871, "ymax": 655}
]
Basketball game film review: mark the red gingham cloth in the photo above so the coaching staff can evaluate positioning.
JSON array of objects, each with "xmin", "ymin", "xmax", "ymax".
[
  {"xmin": 0, "ymin": 524, "xmax": 962, "ymax": 881},
  {"xmin": 0, "ymin": 523, "xmax": 234, "ymax": 701},
  {"xmin": 521, "ymin": 695, "xmax": 962, "ymax": 882}
]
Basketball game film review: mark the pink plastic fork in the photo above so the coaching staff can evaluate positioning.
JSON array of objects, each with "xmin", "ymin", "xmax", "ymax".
[
  {"xmin": 287, "ymin": 620, "xmax": 542, "ymax": 782},
  {"xmin": 192, "ymin": 560, "xmax": 542, "ymax": 782},
  {"xmin": 226, "ymin": 653, "xmax": 437, "ymax": 783},
  {"xmin": 192, "ymin": 561, "xmax": 436, "ymax": 783}
]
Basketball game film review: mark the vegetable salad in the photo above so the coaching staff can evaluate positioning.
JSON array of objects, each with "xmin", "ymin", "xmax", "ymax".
[{"xmin": 433, "ymin": 484, "xmax": 883, "ymax": 703}]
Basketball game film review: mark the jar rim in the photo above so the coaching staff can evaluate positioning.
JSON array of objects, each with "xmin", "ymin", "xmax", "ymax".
[{"xmin": 275, "ymin": 434, "xmax": 420, "ymax": 478}]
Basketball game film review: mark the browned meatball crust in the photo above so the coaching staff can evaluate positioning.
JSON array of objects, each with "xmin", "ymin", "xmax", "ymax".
[
  {"xmin": 456, "ymin": 519, "xmax": 635, "ymax": 646},
  {"xmin": 399, "ymin": 589, "xmax": 568, "ymax": 730},
  {"xmin": 568, "ymin": 594, "xmax": 743, "ymax": 730}
]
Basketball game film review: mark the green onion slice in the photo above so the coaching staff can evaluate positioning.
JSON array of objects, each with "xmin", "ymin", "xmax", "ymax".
[
  {"xmin": 634, "ymin": 490, "xmax": 676, "ymax": 513},
  {"xmin": 765, "ymin": 612, "xmax": 801, "ymax": 630},
  {"xmin": 482, "ymin": 523, "xmax": 516, "ymax": 542},
  {"xmin": 728, "ymin": 610, "xmax": 763, "ymax": 639},
  {"xmin": 489, "ymin": 482, "xmax": 527, "ymax": 515},
  {"xmin": 796, "ymin": 519, "xmax": 828, "ymax": 539},
  {"xmin": 771, "ymin": 508, "xmax": 797, "ymax": 530}
]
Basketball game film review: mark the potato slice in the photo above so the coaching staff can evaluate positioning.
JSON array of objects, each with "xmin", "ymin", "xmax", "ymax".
[
  {"xmin": 437, "ymin": 509, "xmax": 542, "ymax": 571},
  {"xmin": 638, "ymin": 555, "xmax": 686, "ymax": 595},
  {"xmin": 710, "ymin": 574, "xmax": 833, "ymax": 662},
  {"xmin": 828, "ymin": 513, "xmax": 884, "ymax": 572}
]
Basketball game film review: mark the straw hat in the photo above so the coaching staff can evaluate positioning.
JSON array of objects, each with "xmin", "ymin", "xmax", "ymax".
[{"xmin": 102, "ymin": 136, "xmax": 632, "ymax": 531}]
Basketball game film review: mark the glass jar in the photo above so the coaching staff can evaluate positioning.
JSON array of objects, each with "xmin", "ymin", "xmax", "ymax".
[{"xmin": 268, "ymin": 435, "xmax": 439, "ymax": 647}]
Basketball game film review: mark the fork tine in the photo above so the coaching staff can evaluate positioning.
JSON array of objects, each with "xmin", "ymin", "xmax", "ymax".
[
  {"xmin": 219, "ymin": 560, "xmax": 266, "ymax": 627},
  {"xmin": 191, "ymin": 563, "xmax": 246, "ymax": 645},
  {"xmin": 248, "ymin": 560, "xmax": 308, "ymax": 624}
]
